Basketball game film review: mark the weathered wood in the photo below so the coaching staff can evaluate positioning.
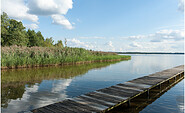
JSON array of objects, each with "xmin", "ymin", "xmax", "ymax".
[
  {"xmin": 46, "ymin": 104, "xmax": 74, "ymax": 113},
  {"xmin": 116, "ymin": 83, "xmax": 146, "ymax": 91},
  {"xmin": 49, "ymin": 101, "xmax": 84, "ymax": 113},
  {"xmin": 66, "ymin": 99, "xmax": 100, "ymax": 112},
  {"xmin": 98, "ymin": 86, "xmax": 139, "ymax": 97},
  {"xmin": 97, "ymin": 88, "xmax": 134, "ymax": 97},
  {"xmin": 71, "ymin": 97, "xmax": 108, "ymax": 111},
  {"xmin": 80, "ymin": 95, "xmax": 115, "ymax": 106},
  {"xmin": 129, "ymin": 76, "xmax": 165, "ymax": 85},
  {"xmin": 61, "ymin": 99, "xmax": 99, "ymax": 112},
  {"xmin": 110, "ymin": 85, "xmax": 141, "ymax": 94},
  {"xmin": 32, "ymin": 65, "xmax": 184, "ymax": 113},
  {"xmin": 85, "ymin": 91, "xmax": 123, "ymax": 103},
  {"xmin": 94, "ymin": 91, "xmax": 128, "ymax": 100},
  {"xmin": 33, "ymin": 107, "xmax": 59, "ymax": 113},
  {"xmin": 122, "ymin": 82, "xmax": 152, "ymax": 89}
]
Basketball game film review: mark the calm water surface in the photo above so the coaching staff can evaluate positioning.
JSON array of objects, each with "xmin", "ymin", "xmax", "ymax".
[{"xmin": 1, "ymin": 54, "xmax": 184, "ymax": 113}]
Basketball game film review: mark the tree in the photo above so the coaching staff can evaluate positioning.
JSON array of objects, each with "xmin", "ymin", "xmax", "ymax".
[
  {"xmin": 27, "ymin": 29, "xmax": 44, "ymax": 47},
  {"xmin": 1, "ymin": 12, "xmax": 10, "ymax": 46},
  {"xmin": 55, "ymin": 40, "xmax": 64, "ymax": 48},
  {"xmin": 36, "ymin": 31, "xmax": 44, "ymax": 46},
  {"xmin": 43, "ymin": 37, "xmax": 54, "ymax": 47},
  {"xmin": 8, "ymin": 19, "xmax": 28, "ymax": 46},
  {"xmin": 1, "ymin": 12, "xmax": 28, "ymax": 46}
]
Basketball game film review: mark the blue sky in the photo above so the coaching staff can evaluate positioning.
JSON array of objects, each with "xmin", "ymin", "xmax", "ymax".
[{"xmin": 2, "ymin": 0, "xmax": 184, "ymax": 52}]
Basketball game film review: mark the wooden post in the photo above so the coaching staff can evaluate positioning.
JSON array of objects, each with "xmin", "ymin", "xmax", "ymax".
[
  {"xmin": 174, "ymin": 76, "xmax": 176, "ymax": 81},
  {"xmin": 147, "ymin": 89, "xmax": 150, "ymax": 99},
  {"xmin": 147, "ymin": 89, "xmax": 150, "ymax": 96},
  {"xmin": 158, "ymin": 84, "xmax": 161, "ymax": 89},
  {"xmin": 127, "ymin": 99, "xmax": 130, "ymax": 107}
]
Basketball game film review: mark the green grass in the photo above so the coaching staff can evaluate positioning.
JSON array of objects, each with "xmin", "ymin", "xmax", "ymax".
[{"xmin": 1, "ymin": 46, "xmax": 131, "ymax": 68}]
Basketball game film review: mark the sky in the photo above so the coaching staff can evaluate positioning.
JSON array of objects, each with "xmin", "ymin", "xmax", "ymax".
[{"xmin": 1, "ymin": 0, "xmax": 184, "ymax": 52}]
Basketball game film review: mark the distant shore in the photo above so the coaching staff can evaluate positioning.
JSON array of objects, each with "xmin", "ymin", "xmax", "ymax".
[{"xmin": 115, "ymin": 52, "xmax": 184, "ymax": 54}]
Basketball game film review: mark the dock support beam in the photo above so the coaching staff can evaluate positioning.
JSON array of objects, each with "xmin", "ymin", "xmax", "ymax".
[
  {"xmin": 174, "ymin": 76, "xmax": 176, "ymax": 81},
  {"xmin": 147, "ymin": 89, "xmax": 150, "ymax": 96},
  {"xmin": 127, "ymin": 99, "xmax": 130, "ymax": 107},
  {"xmin": 158, "ymin": 84, "xmax": 161, "ymax": 90},
  {"xmin": 146, "ymin": 89, "xmax": 150, "ymax": 99}
]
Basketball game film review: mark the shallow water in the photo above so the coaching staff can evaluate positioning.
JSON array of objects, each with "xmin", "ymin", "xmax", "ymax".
[{"xmin": 1, "ymin": 54, "xmax": 184, "ymax": 113}]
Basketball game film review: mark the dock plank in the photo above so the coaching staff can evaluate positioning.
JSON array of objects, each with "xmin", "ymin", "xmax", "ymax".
[
  {"xmin": 79, "ymin": 95, "xmax": 115, "ymax": 107},
  {"xmin": 66, "ymin": 99, "xmax": 100, "ymax": 112},
  {"xmin": 71, "ymin": 97, "xmax": 108, "ymax": 111},
  {"xmin": 85, "ymin": 92, "xmax": 123, "ymax": 103},
  {"xmin": 97, "ymin": 87, "xmax": 135, "ymax": 97},
  {"xmin": 115, "ymin": 84, "xmax": 144, "ymax": 91},
  {"xmin": 110, "ymin": 85, "xmax": 141, "ymax": 94}
]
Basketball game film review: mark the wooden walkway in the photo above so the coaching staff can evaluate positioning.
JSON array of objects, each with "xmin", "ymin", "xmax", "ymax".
[{"xmin": 32, "ymin": 65, "xmax": 184, "ymax": 113}]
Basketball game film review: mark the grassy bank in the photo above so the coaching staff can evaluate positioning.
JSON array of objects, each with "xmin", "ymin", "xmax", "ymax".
[{"xmin": 1, "ymin": 46, "xmax": 131, "ymax": 69}]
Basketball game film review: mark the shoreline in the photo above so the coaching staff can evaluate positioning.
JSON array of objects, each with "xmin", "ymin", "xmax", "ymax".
[{"xmin": 1, "ymin": 57, "xmax": 131, "ymax": 70}]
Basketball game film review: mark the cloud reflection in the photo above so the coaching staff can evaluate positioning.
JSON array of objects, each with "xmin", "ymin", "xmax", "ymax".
[{"xmin": 2, "ymin": 79, "xmax": 72, "ymax": 113}]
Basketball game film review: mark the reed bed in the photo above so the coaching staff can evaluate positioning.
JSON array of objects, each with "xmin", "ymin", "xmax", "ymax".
[{"xmin": 1, "ymin": 46, "xmax": 131, "ymax": 68}]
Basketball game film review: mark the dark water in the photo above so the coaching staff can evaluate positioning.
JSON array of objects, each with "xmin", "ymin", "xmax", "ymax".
[
  {"xmin": 1, "ymin": 54, "xmax": 184, "ymax": 113},
  {"xmin": 140, "ymin": 80, "xmax": 184, "ymax": 113}
]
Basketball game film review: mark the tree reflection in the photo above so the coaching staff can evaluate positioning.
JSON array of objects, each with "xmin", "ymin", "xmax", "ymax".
[{"xmin": 1, "ymin": 61, "xmax": 127, "ymax": 108}]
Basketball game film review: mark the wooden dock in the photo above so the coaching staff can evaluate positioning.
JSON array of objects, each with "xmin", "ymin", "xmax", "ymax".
[{"xmin": 32, "ymin": 65, "xmax": 184, "ymax": 113}]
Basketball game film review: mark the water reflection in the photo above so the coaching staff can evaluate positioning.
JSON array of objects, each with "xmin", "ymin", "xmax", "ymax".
[
  {"xmin": 2, "ymin": 61, "xmax": 123, "ymax": 113},
  {"xmin": 1, "ymin": 54, "xmax": 184, "ymax": 113}
]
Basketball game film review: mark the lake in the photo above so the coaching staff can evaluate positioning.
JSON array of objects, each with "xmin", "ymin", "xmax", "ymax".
[{"xmin": 1, "ymin": 54, "xmax": 184, "ymax": 113}]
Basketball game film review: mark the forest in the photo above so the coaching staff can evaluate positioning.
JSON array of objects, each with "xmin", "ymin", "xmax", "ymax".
[{"xmin": 1, "ymin": 12, "xmax": 63, "ymax": 48}]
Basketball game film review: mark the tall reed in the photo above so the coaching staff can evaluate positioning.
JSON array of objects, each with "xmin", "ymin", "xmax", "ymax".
[{"xmin": 1, "ymin": 46, "xmax": 131, "ymax": 68}]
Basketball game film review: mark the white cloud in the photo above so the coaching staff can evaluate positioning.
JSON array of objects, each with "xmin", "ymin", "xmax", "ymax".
[
  {"xmin": 104, "ymin": 41, "xmax": 115, "ymax": 51},
  {"xmin": 67, "ymin": 38, "xmax": 116, "ymax": 51},
  {"xmin": 27, "ymin": 0, "xmax": 74, "ymax": 29},
  {"xmin": 66, "ymin": 29, "xmax": 183, "ymax": 52},
  {"xmin": 129, "ymin": 42, "xmax": 142, "ymax": 48},
  {"xmin": 105, "ymin": 41, "xmax": 113, "ymax": 48},
  {"xmin": 178, "ymin": 0, "xmax": 184, "ymax": 12},
  {"xmin": 25, "ymin": 24, "xmax": 39, "ymax": 29},
  {"xmin": 27, "ymin": 0, "xmax": 73, "ymax": 15},
  {"xmin": 79, "ymin": 36, "xmax": 105, "ymax": 39},
  {"xmin": 67, "ymin": 38, "xmax": 96, "ymax": 49},
  {"xmin": 150, "ymin": 29, "xmax": 184, "ymax": 42},
  {"xmin": 2, "ymin": 0, "xmax": 74, "ymax": 29},
  {"xmin": 123, "ymin": 29, "xmax": 184, "ymax": 42},
  {"xmin": 1, "ymin": 0, "xmax": 38, "ymax": 22},
  {"xmin": 123, "ymin": 35, "xmax": 146, "ymax": 40},
  {"xmin": 52, "ymin": 14, "xmax": 74, "ymax": 29},
  {"xmin": 119, "ymin": 29, "xmax": 184, "ymax": 52}
]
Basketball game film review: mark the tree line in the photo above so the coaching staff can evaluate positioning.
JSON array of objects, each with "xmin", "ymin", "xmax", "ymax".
[{"xmin": 1, "ymin": 12, "xmax": 64, "ymax": 48}]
